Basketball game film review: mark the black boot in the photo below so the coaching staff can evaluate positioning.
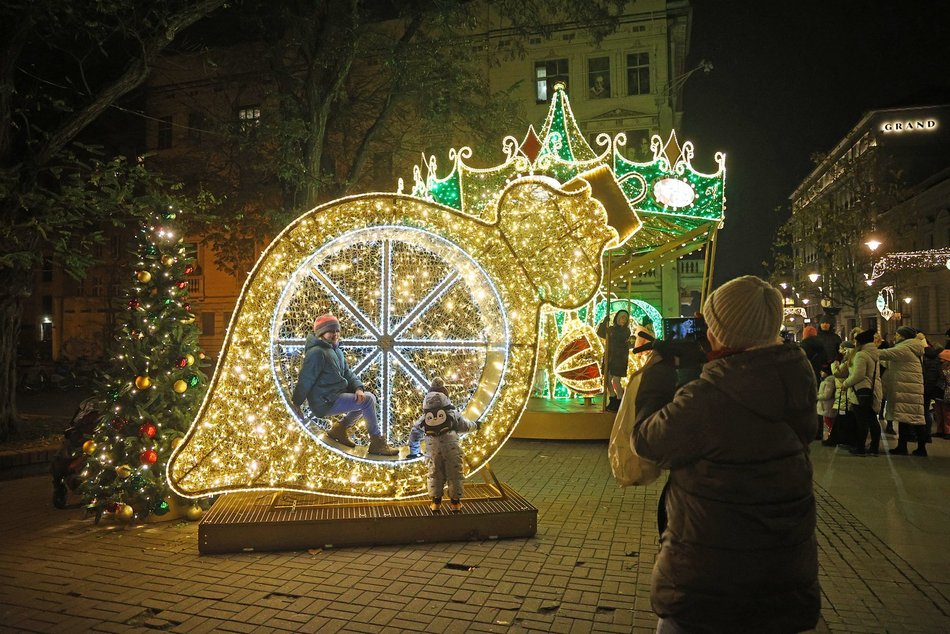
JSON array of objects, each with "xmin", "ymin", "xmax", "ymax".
[
  {"xmin": 884, "ymin": 421, "xmax": 895, "ymax": 436},
  {"xmin": 605, "ymin": 397, "xmax": 619, "ymax": 412}
]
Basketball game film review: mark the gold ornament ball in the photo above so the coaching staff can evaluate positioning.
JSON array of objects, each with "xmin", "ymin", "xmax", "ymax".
[
  {"xmin": 185, "ymin": 505, "xmax": 204, "ymax": 521},
  {"xmin": 173, "ymin": 380, "xmax": 188, "ymax": 394},
  {"xmin": 115, "ymin": 464, "xmax": 132, "ymax": 479},
  {"xmin": 185, "ymin": 353, "xmax": 195, "ymax": 366},
  {"xmin": 136, "ymin": 270, "xmax": 152, "ymax": 283},
  {"xmin": 82, "ymin": 440, "xmax": 97, "ymax": 455},
  {"xmin": 181, "ymin": 315, "xmax": 195, "ymax": 324},
  {"xmin": 171, "ymin": 436, "xmax": 184, "ymax": 450},
  {"xmin": 116, "ymin": 504, "xmax": 134, "ymax": 523},
  {"xmin": 161, "ymin": 255, "xmax": 176, "ymax": 266},
  {"xmin": 135, "ymin": 375, "xmax": 152, "ymax": 390}
]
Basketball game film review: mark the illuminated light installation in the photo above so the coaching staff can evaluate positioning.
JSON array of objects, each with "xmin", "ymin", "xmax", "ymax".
[
  {"xmin": 552, "ymin": 320, "xmax": 604, "ymax": 396},
  {"xmin": 169, "ymin": 171, "xmax": 641, "ymax": 500},
  {"xmin": 169, "ymin": 83, "xmax": 725, "ymax": 500},
  {"xmin": 409, "ymin": 83, "xmax": 724, "ymax": 397},
  {"xmin": 869, "ymin": 247, "xmax": 950, "ymax": 280},
  {"xmin": 877, "ymin": 286, "xmax": 896, "ymax": 321}
]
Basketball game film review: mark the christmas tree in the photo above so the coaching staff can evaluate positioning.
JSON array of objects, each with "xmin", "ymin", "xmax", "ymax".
[{"xmin": 79, "ymin": 207, "xmax": 207, "ymax": 523}]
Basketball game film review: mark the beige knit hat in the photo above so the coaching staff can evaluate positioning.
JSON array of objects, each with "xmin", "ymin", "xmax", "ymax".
[{"xmin": 702, "ymin": 275, "xmax": 783, "ymax": 350}]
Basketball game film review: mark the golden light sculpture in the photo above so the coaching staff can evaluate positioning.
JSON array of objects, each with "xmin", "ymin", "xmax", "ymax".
[{"xmin": 168, "ymin": 168, "xmax": 641, "ymax": 499}]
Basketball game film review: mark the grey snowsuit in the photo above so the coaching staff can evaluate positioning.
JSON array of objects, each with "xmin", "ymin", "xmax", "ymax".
[{"xmin": 408, "ymin": 392, "xmax": 478, "ymax": 501}]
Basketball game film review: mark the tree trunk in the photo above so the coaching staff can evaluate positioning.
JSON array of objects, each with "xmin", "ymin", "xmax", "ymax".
[{"xmin": 0, "ymin": 268, "xmax": 29, "ymax": 442}]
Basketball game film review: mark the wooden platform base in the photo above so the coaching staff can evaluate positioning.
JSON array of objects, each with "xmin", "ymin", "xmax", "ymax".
[
  {"xmin": 513, "ymin": 397, "xmax": 614, "ymax": 440},
  {"xmin": 198, "ymin": 482, "xmax": 537, "ymax": 554}
]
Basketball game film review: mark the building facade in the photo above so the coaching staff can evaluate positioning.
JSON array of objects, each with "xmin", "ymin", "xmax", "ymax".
[
  {"xmin": 24, "ymin": 1, "xmax": 704, "ymax": 363},
  {"xmin": 786, "ymin": 103, "xmax": 950, "ymax": 340}
]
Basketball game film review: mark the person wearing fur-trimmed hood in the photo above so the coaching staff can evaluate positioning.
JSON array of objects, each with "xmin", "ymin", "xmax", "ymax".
[{"xmin": 407, "ymin": 378, "xmax": 479, "ymax": 513}]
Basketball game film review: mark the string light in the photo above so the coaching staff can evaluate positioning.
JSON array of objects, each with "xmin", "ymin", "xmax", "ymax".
[{"xmin": 870, "ymin": 247, "xmax": 950, "ymax": 280}]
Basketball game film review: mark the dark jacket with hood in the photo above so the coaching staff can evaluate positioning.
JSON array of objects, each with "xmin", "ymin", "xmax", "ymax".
[
  {"xmin": 597, "ymin": 311, "xmax": 632, "ymax": 377},
  {"xmin": 632, "ymin": 343, "xmax": 820, "ymax": 633},
  {"xmin": 292, "ymin": 334, "xmax": 363, "ymax": 416}
]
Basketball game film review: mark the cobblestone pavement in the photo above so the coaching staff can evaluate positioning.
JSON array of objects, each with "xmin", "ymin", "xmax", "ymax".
[{"xmin": 1, "ymin": 437, "xmax": 949, "ymax": 633}]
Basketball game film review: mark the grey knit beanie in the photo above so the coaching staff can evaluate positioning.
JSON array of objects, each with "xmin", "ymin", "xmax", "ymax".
[{"xmin": 703, "ymin": 275, "xmax": 783, "ymax": 350}]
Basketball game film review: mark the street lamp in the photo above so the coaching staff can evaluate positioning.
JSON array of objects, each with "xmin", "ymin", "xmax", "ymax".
[
  {"xmin": 808, "ymin": 272, "xmax": 820, "ymax": 283},
  {"xmin": 864, "ymin": 236, "xmax": 882, "ymax": 252}
]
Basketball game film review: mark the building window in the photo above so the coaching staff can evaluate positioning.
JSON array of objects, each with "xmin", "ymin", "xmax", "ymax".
[
  {"xmin": 41, "ymin": 257, "xmax": 53, "ymax": 282},
  {"xmin": 535, "ymin": 59, "xmax": 568, "ymax": 103},
  {"xmin": 625, "ymin": 129, "xmax": 652, "ymax": 162},
  {"xmin": 588, "ymin": 57, "xmax": 610, "ymax": 99},
  {"xmin": 91, "ymin": 277, "xmax": 103, "ymax": 297},
  {"xmin": 201, "ymin": 312, "xmax": 216, "ymax": 337},
  {"xmin": 238, "ymin": 106, "xmax": 261, "ymax": 131},
  {"xmin": 626, "ymin": 52, "xmax": 651, "ymax": 96},
  {"xmin": 188, "ymin": 111, "xmax": 206, "ymax": 143},
  {"xmin": 157, "ymin": 116, "xmax": 173, "ymax": 149}
]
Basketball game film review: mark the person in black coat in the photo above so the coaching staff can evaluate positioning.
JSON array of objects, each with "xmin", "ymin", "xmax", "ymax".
[{"xmin": 598, "ymin": 310, "xmax": 632, "ymax": 412}]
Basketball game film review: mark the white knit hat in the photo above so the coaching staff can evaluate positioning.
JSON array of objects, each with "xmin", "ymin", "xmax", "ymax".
[{"xmin": 703, "ymin": 275, "xmax": 783, "ymax": 350}]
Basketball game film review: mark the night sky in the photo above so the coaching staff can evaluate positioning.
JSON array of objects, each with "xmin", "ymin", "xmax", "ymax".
[{"xmin": 681, "ymin": 0, "xmax": 950, "ymax": 285}]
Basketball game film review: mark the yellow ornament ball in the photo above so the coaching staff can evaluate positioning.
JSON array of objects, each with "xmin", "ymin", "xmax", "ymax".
[
  {"xmin": 185, "ymin": 505, "xmax": 204, "ymax": 522},
  {"xmin": 116, "ymin": 504, "xmax": 134, "ymax": 523},
  {"xmin": 115, "ymin": 465, "xmax": 132, "ymax": 479},
  {"xmin": 171, "ymin": 436, "xmax": 184, "ymax": 450},
  {"xmin": 185, "ymin": 353, "xmax": 195, "ymax": 366},
  {"xmin": 173, "ymin": 380, "xmax": 188, "ymax": 394},
  {"xmin": 161, "ymin": 255, "xmax": 176, "ymax": 266},
  {"xmin": 135, "ymin": 375, "xmax": 152, "ymax": 390},
  {"xmin": 82, "ymin": 440, "xmax": 97, "ymax": 455},
  {"xmin": 136, "ymin": 270, "xmax": 152, "ymax": 283}
]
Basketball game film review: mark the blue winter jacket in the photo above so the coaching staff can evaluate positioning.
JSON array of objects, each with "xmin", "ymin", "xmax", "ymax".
[{"xmin": 292, "ymin": 334, "xmax": 363, "ymax": 416}]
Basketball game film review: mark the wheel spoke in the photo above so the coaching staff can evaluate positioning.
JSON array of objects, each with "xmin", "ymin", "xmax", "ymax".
[
  {"xmin": 389, "ymin": 272, "xmax": 460, "ymax": 339},
  {"xmin": 308, "ymin": 267, "xmax": 380, "ymax": 338}
]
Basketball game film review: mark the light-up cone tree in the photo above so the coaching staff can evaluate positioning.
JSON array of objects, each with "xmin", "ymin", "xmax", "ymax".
[{"xmin": 79, "ymin": 207, "xmax": 207, "ymax": 523}]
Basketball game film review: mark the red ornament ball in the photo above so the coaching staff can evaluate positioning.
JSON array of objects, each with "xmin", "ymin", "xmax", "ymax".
[
  {"xmin": 128, "ymin": 299, "xmax": 141, "ymax": 310},
  {"xmin": 139, "ymin": 422, "xmax": 158, "ymax": 438},
  {"xmin": 110, "ymin": 417, "xmax": 127, "ymax": 431},
  {"xmin": 184, "ymin": 265, "xmax": 195, "ymax": 275},
  {"xmin": 140, "ymin": 449, "xmax": 158, "ymax": 465},
  {"xmin": 177, "ymin": 281, "xmax": 188, "ymax": 289},
  {"xmin": 177, "ymin": 357, "xmax": 188, "ymax": 368}
]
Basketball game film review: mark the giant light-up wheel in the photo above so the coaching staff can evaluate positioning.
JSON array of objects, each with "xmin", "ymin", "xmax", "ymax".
[{"xmin": 271, "ymin": 226, "xmax": 508, "ymax": 457}]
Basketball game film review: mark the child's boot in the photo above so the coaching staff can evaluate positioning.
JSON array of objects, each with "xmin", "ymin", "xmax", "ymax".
[
  {"xmin": 448, "ymin": 499, "xmax": 461, "ymax": 513},
  {"xmin": 430, "ymin": 498, "xmax": 442, "ymax": 513}
]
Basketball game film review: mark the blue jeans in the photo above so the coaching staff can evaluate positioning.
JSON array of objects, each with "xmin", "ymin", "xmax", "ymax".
[{"xmin": 325, "ymin": 392, "xmax": 381, "ymax": 437}]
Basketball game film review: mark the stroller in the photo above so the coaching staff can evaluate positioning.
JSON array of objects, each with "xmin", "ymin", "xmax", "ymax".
[{"xmin": 51, "ymin": 398, "xmax": 101, "ymax": 509}]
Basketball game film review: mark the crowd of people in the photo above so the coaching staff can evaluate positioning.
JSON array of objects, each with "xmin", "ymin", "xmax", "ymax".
[{"xmin": 808, "ymin": 321, "xmax": 950, "ymax": 457}]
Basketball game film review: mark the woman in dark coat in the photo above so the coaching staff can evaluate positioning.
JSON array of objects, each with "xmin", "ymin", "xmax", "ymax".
[
  {"xmin": 597, "ymin": 309, "xmax": 632, "ymax": 412},
  {"xmin": 633, "ymin": 275, "xmax": 820, "ymax": 634}
]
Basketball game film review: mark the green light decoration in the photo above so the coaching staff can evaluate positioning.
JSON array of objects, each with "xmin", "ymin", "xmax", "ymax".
[{"xmin": 403, "ymin": 82, "xmax": 725, "ymax": 400}]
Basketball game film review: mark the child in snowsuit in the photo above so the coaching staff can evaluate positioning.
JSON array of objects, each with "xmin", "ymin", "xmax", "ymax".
[
  {"xmin": 817, "ymin": 365, "xmax": 836, "ymax": 440},
  {"xmin": 406, "ymin": 378, "xmax": 479, "ymax": 513}
]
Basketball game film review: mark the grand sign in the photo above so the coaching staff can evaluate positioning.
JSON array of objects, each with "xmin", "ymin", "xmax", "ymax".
[{"xmin": 880, "ymin": 118, "xmax": 938, "ymax": 133}]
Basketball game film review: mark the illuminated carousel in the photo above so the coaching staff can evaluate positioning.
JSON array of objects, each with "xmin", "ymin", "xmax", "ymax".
[{"xmin": 168, "ymin": 84, "xmax": 725, "ymax": 552}]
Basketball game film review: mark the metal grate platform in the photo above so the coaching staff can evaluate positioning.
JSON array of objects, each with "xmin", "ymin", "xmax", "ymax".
[{"xmin": 198, "ymin": 482, "xmax": 537, "ymax": 554}]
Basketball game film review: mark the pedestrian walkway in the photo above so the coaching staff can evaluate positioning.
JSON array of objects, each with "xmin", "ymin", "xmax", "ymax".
[{"xmin": 1, "ymin": 434, "xmax": 949, "ymax": 632}]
